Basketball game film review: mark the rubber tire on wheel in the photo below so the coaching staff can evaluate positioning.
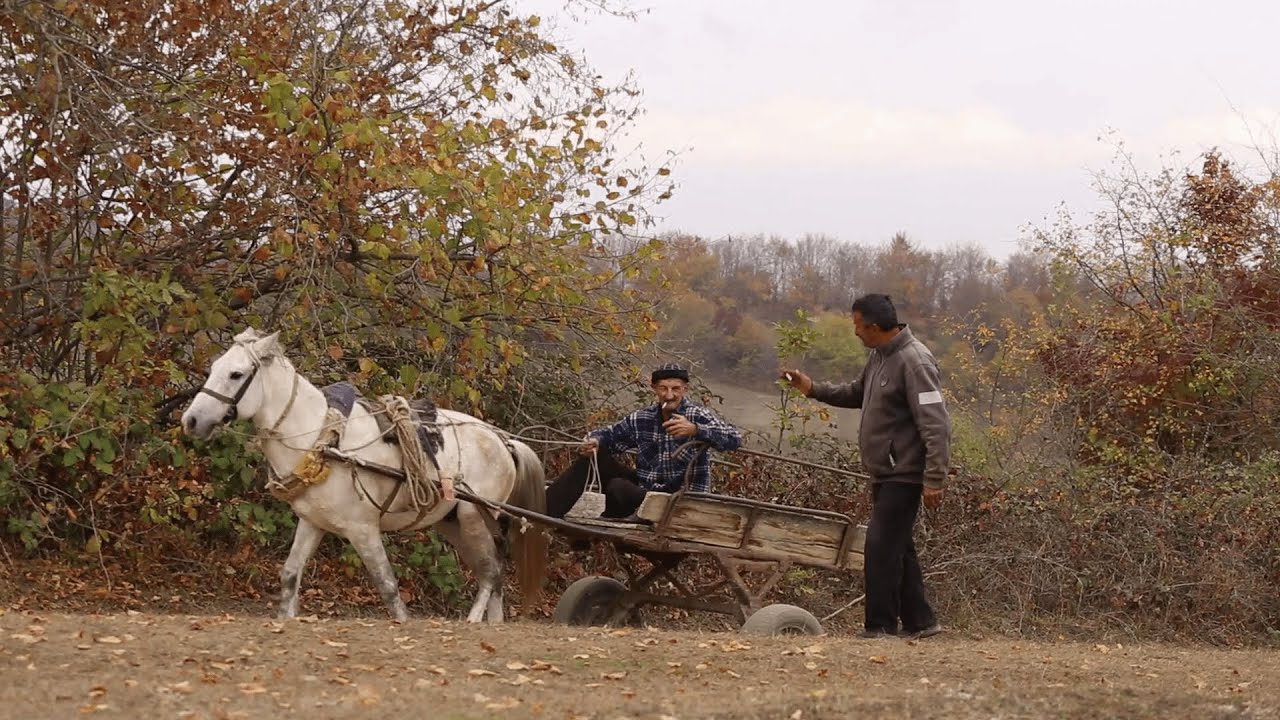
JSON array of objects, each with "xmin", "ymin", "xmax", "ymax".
[
  {"xmin": 553, "ymin": 576, "xmax": 627, "ymax": 626},
  {"xmin": 740, "ymin": 603, "xmax": 824, "ymax": 636}
]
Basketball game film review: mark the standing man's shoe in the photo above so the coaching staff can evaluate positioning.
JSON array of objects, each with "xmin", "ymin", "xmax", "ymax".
[
  {"xmin": 904, "ymin": 623, "xmax": 943, "ymax": 640},
  {"xmin": 856, "ymin": 628, "xmax": 897, "ymax": 639}
]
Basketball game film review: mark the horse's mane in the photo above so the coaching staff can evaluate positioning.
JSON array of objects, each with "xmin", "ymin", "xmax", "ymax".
[
  {"xmin": 233, "ymin": 327, "xmax": 261, "ymax": 343},
  {"xmin": 232, "ymin": 327, "xmax": 294, "ymax": 371}
]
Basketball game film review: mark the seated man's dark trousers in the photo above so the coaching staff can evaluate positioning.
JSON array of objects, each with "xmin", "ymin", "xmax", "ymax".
[{"xmin": 545, "ymin": 454, "xmax": 649, "ymax": 519}]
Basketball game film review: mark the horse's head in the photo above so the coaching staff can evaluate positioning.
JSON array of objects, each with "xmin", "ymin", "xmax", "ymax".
[{"xmin": 181, "ymin": 328, "xmax": 283, "ymax": 439}]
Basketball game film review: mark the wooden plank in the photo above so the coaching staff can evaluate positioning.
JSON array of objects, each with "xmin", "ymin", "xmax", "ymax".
[
  {"xmin": 744, "ymin": 512, "xmax": 846, "ymax": 565},
  {"xmin": 842, "ymin": 525, "xmax": 867, "ymax": 570},
  {"xmin": 664, "ymin": 499, "xmax": 751, "ymax": 548},
  {"xmin": 637, "ymin": 492, "xmax": 673, "ymax": 521}
]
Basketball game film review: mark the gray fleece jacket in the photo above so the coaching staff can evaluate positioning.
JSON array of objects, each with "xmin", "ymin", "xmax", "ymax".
[{"xmin": 809, "ymin": 326, "xmax": 951, "ymax": 488}]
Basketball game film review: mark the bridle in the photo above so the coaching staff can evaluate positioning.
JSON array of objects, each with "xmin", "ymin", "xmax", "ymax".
[
  {"xmin": 196, "ymin": 340, "xmax": 302, "ymax": 438},
  {"xmin": 197, "ymin": 353, "xmax": 261, "ymax": 425}
]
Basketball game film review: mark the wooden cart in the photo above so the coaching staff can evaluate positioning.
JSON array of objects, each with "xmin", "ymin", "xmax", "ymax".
[
  {"xmin": 505, "ymin": 490, "xmax": 866, "ymax": 636},
  {"xmin": 324, "ymin": 440, "xmax": 865, "ymax": 635}
]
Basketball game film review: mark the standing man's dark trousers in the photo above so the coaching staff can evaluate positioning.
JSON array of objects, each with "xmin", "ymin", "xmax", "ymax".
[
  {"xmin": 545, "ymin": 454, "xmax": 648, "ymax": 519},
  {"xmin": 863, "ymin": 480, "xmax": 937, "ymax": 635}
]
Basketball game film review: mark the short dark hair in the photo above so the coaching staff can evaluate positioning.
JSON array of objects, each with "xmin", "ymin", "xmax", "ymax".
[{"xmin": 851, "ymin": 293, "xmax": 900, "ymax": 330}]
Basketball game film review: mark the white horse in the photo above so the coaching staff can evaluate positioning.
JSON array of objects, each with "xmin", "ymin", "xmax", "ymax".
[{"xmin": 180, "ymin": 328, "xmax": 548, "ymax": 622}]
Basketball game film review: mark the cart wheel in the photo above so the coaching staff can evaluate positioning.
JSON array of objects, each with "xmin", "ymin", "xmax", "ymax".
[
  {"xmin": 553, "ymin": 576, "xmax": 628, "ymax": 626},
  {"xmin": 740, "ymin": 603, "xmax": 824, "ymax": 636}
]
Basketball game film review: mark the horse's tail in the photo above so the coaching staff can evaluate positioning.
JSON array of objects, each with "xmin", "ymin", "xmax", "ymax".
[{"xmin": 507, "ymin": 439, "xmax": 548, "ymax": 617}]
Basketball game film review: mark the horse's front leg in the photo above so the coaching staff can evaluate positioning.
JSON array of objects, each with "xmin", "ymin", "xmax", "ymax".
[
  {"xmin": 279, "ymin": 518, "xmax": 326, "ymax": 619},
  {"xmin": 347, "ymin": 527, "xmax": 409, "ymax": 622}
]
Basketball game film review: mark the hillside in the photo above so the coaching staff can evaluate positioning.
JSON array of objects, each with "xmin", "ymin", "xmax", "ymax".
[{"xmin": 703, "ymin": 377, "xmax": 861, "ymax": 449}]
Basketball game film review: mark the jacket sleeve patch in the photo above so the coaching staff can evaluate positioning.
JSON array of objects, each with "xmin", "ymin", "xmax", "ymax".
[{"xmin": 917, "ymin": 390, "xmax": 943, "ymax": 405}]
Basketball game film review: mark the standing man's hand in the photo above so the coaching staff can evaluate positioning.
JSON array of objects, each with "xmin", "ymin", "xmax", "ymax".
[
  {"xmin": 779, "ymin": 368, "xmax": 814, "ymax": 397},
  {"xmin": 923, "ymin": 486, "xmax": 944, "ymax": 510},
  {"xmin": 578, "ymin": 437, "xmax": 600, "ymax": 457}
]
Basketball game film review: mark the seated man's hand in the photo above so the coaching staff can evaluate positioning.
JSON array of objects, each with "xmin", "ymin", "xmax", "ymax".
[
  {"xmin": 578, "ymin": 437, "xmax": 600, "ymax": 456},
  {"xmin": 662, "ymin": 414, "xmax": 698, "ymax": 438}
]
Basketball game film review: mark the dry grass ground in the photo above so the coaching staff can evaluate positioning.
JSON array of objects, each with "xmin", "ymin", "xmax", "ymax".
[{"xmin": 3, "ymin": 609, "xmax": 1278, "ymax": 720}]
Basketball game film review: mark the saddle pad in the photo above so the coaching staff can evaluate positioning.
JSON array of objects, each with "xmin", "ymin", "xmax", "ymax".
[{"xmin": 320, "ymin": 381, "xmax": 443, "ymax": 455}]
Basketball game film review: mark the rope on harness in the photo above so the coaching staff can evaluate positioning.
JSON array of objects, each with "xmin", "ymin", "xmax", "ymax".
[{"xmin": 381, "ymin": 395, "xmax": 454, "ymax": 512}]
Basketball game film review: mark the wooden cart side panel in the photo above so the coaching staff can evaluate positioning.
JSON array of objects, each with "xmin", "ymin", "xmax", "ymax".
[
  {"xmin": 744, "ymin": 513, "xmax": 843, "ymax": 565},
  {"xmin": 663, "ymin": 500, "xmax": 751, "ymax": 548},
  {"xmin": 638, "ymin": 492, "xmax": 867, "ymax": 570},
  {"xmin": 843, "ymin": 525, "xmax": 867, "ymax": 570}
]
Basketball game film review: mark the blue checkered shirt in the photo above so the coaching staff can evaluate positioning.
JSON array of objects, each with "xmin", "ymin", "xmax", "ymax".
[{"xmin": 590, "ymin": 399, "xmax": 742, "ymax": 493}]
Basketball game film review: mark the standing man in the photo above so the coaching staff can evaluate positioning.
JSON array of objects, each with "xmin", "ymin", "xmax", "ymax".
[
  {"xmin": 546, "ymin": 363, "xmax": 743, "ymax": 521},
  {"xmin": 781, "ymin": 293, "xmax": 949, "ymax": 640}
]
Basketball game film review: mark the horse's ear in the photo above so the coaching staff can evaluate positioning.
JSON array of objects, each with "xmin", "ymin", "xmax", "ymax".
[
  {"xmin": 252, "ymin": 331, "xmax": 282, "ymax": 360},
  {"xmin": 233, "ymin": 327, "xmax": 261, "ymax": 343}
]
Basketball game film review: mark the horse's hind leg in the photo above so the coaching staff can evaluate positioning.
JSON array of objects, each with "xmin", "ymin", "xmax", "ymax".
[
  {"xmin": 279, "ymin": 518, "xmax": 325, "ymax": 619},
  {"xmin": 436, "ymin": 503, "xmax": 505, "ymax": 623},
  {"xmin": 347, "ymin": 527, "xmax": 409, "ymax": 622}
]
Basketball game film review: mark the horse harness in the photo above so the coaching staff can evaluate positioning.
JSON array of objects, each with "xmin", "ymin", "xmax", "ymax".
[
  {"xmin": 196, "ymin": 345, "xmax": 501, "ymax": 526},
  {"xmin": 264, "ymin": 383, "xmax": 518, "ymax": 531}
]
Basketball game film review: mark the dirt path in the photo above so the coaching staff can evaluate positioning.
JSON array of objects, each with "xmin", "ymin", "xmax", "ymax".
[{"xmin": 2, "ymin": 610, "xmax": 1278, "ymax": 719}]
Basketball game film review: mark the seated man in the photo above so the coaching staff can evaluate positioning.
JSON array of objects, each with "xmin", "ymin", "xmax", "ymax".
[{"xmin": 545, "ymin": 363, "xmax": 743, "ymax": 520}]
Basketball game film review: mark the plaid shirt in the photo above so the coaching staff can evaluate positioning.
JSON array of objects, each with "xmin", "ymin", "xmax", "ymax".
[{"xmin": 590, "ymin": 399, "xmax": 742, "ymax": 493}]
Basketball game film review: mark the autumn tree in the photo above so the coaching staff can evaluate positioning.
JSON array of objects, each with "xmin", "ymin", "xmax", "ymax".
[
  {"xmin": 1030, "ymin": 150, "xmax": 1280, "ymax": 475},
  {"xmin": 0, "ymin": 0, "xmax": 673, "ymax": 549}
]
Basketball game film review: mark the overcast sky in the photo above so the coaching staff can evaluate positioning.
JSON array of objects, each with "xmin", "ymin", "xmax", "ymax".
[{"xmin": 523, "ymin": 0, "xmax": 1280, "ymax": 259}]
